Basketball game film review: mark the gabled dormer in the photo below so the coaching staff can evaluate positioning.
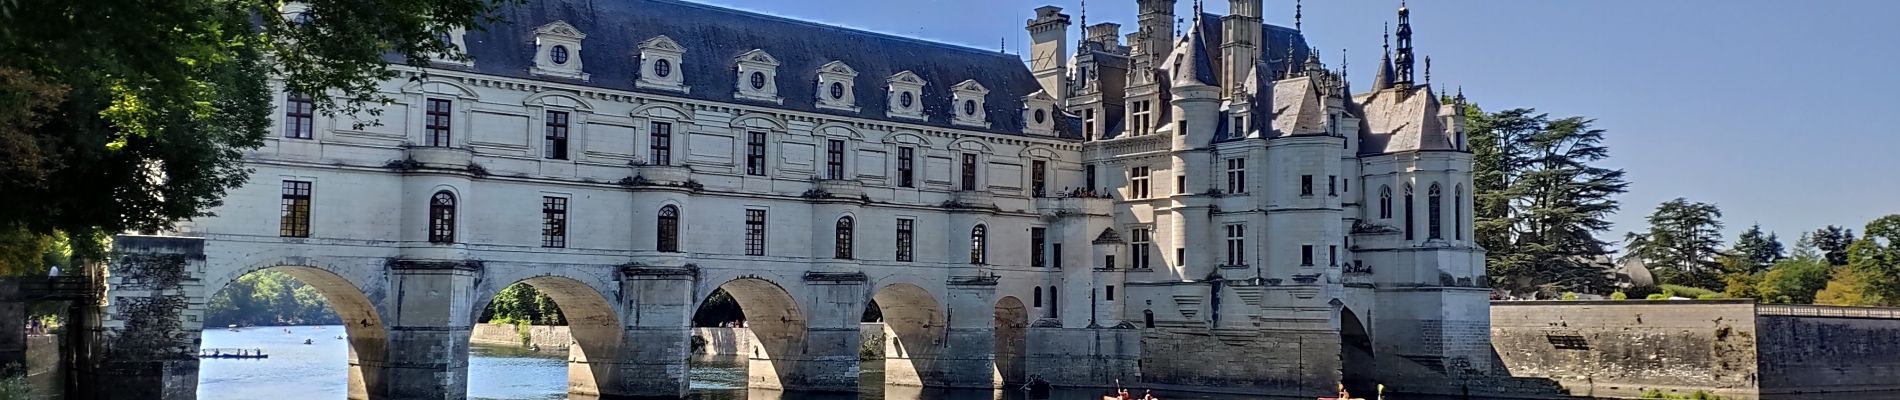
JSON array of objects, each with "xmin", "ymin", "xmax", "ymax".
[
  {"xmin": 815, "ymin": 61, "xmax": 859, "ymax": 112},
  {"xmin": 529, "ymin": 21, "xmax": 587, "ymax": 80},
  {"xmin": 1022, "ymin": 90, "xmax": 1057, "ymax": 136},
  {"xmin": 734, "ymin": 49, "xmax": 782, "ymax": 104},
  {"xmin": 886, "ymin": 71, "xmax": 927, "ymax": 121},
  {"xmin": 951, "ymin": 79, "xmax": 990, "ymax": 128},
  {"xmin": 637, "ymin": 35, "xmax": 687, "ymax": 93}
]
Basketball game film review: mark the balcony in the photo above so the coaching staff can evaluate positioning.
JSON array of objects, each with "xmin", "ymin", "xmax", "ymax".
[
  {"xmin": 400, "ymin": 145, "xmax": 473, "ymax": 169},
  {"xmin": 807, "ymin": 179, "xmax": 865, "ymax": 199},
  {"xmin": 627, "ymin": 163, "xmax": 692, "ymax": 186},
  {"xmin": 946, "ymin": 190, "xmax": 995, "ymax": 209},
  {"xmin": 1035, "ymin": 195, "xmax": 1114, "ymax": 217}
]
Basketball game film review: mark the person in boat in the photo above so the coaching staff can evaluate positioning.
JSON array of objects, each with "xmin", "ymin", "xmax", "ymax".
[
  {"xmin": 304, "ymin": 338, "xmax": 314, "ymax": 345},
  {"xmin": 1141, "ymin": 389, "xmax": 1157, "ymax": 400},
  {"xmin": 1334, "ymin": 383, "xmax": 1352, "ymax": 400}
]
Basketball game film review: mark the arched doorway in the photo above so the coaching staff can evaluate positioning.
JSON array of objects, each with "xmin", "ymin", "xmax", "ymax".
[
  {"xmin": 692, "ymin": 277, "xmax": 807, "ymax": 390},
  {"xmin": 470, "ymin": 276, "xmax": 622, "ymax": 397},
  {"xmin": 199, "ymin": 265, "xmax": 387, "ymax": 400},
  {"xmin": 869, "ymin": 283, "xmax": 945, "ymax": 388},
  {"xmin": 992, "ymin": 296, "xmax": 1028, "ymax": 386},
  {"xmin": 1339, "ymin": 307, "xmax": 1375, "ymax": 396}
]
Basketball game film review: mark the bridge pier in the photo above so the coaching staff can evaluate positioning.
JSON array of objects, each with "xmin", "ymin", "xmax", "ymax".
[
  {"xmin": 934, "ymin": 280, "xmax": 1000, "ymax": 388},
  {"xmin": 93, "ymin": 236, "xmax": 209, "ymax": 400},
  {"xmin": 384, "ymin": 259, "xmax": 480, "ymax": 400},
  {"xmin": 745, "ymin": 274, "xmax": 862, "ymax": 392},
  {"xmin": 614, "ymin": 265, "xmax": 697, "ymax": 398}
]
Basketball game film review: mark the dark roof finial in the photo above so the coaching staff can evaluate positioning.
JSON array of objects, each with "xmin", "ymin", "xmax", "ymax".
[
  {"xmin": 1424, "ymin": 56, "xmax": 1432, "ymax": 85},
  {"xmin": 1295, "ymin": 0, "xmax": 1303, "ymax": 32},
  {"xmin": 1383, "ymin": 22, "xmax": 1390, "ymax": 55},
  {"xmin": 1393, "ymin": 0, "xmax": 1416, "ymax": 86}
]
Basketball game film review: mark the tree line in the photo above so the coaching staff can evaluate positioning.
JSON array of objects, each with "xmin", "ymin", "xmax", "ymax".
[
  {"xmin": 204, "ymin": 269, "xmax": 340, "ymax": 327},
  {"xmin": 1465, "ymin": 101, "xmax": 1899, "ymax": 305}
]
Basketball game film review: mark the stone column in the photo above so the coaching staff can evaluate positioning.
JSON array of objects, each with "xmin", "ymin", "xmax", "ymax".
[
  {"xmin": 615, "ymin": 264, "xmax": 697, "ymax": 398},
  {"xmin": 932, "ymin": 278, "xmax": 999, "ymax": 388},
  {"xmin": 93, "ymin": 236, "xmax": 207, "ymax": 400},
  {"xmin": 384, "ymin": 259, "xmax": 480, "ymax": 400},
  {"xmin": 778, "ymin": 272, "xmax": 864, "ymax": 392}
]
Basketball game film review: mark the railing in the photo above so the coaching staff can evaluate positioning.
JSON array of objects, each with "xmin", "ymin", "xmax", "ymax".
[
  {"xmin": 18, "ymin": 276, "xmax": 94, "ymax": 301},
  {"xmin": 1757, "ymin": 304, "xmax": 1900, "ymax": 319}
]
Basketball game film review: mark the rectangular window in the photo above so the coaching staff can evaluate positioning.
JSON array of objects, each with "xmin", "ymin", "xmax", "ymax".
[
  {"xmin": 544, "ymin": 111, "xmax": 569, "ymax": 160},
  {"xmin": 1176, "ymin": 174, "xmax": 1186, "ymax": 194},
  {"xmin": 960, "ymin": 153, "xmax": 978, "ymax": 190},
  {"xmin": 285, "ymin": 93, "xmax": 315, "ymax": 139},
  {"xmin": 1031, "ymin": 160, "xmax": 1048, "ymax": 197},
  {"xmin": 279, "ymin": 181, "xmax": 312, "ymax": 238},
  {"xmin": 1225, "ymin": 158, "xmax": 1246, "ymax": 194},
  {"xmin": 1328, "ymin": 175, "xmax": 1338, "ymax": 196},
  {"xmin": 1052, "ymin": 243, "xmax": 1063, "ymax": 269},
  {"xmin": 746, "ymin": 131, "xmax": 767, "ymax": 176},
  {"xmin": 1225, "ymin": 224, "xmax": 1245, "ymax": 266},
  {"xmin": 1031, "ymin": 227, "xmax": 1047, "ymax": 268},
  {"xmin": 1130, "ymin": 228, "xmax": 1151, "ymax": 269},
  {"xmin": 895, "ymin": 218, "xmax": 914, "ymax": 262},
  {"xmin": 1131, "ymin": 167, "xmax": 1151, "ymax": 199},
  {"xmin": 1085, "ymin": 165, "xmax": 1097, "ymax": 192},
  {"xmin": 1083, "ymin": 108, "xmax": 1096, "ymax": 139},
  {"xmin": 542, "ymin": 197, "xmax": 568, "ymax": 248},
  {"xmin": 1344, "ymin": 178, "xmax": 1350, "ymax": 192},
  {"xmin": 1176, "ymin": 247, "xmax": 1185, "ymax": 267},
  {"xmin": 1329, "ymin": 245, "xmax": 1339, "ymax": 267},
  {"xmin": 897, "ymin": 147, "xmax": 915, "ymax": 188},
  {"xmin": 1106, "ymin": 285, "xmax": 1116, "ymax": 301},
  {"xmin": 1232, "ymin": 115, "xmax": 1244, "ymax": 137},
  {"xmin": 1105, "ymin": 254, "xmax": 1116, "ymax": 270},
  {"xmin": 745, "ymin": 209, "xmax": 766, "ymax": 256},
  {"xmin": 426, "ymin": 98, "xmax": 452, "ymax": 147},
  {"xmin": 1301, "ymin": 175, "xmax": 1314, "ymax": 196},
  {"xmin": 825, "ymin": 139, "xmax": 846, "ymax": 180},
  {"xmin": 649, "ymin": 121, "xmax": 673, "ymax": 166},
  {"xmin": 1178, "ymin": 120, "xmax": 1187, "ymax": 136},
  {"xmin": 1132, "ymin": 100, "xmax": 1152, "ymax": 135},
  {"xmin": 1302, "ymin": 245, "xmax": 1314, "ymax": 266}
]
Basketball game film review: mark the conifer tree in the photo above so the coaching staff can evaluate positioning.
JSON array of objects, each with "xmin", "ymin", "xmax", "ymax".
[
  {"xmin": 1468, "ymin": 105, "xmax": 1627, "ymax": 294},
  {"xmin": 1812, "ymin": 225, "xmax": 1859, "ymax": 266},
  {"xmin": 1728, "ymin": 224, "xmax": 1785, "ymax": 274},
  {"xmin": 1624, "ymin": 199, "xmax": 1726, "ymax": 289}
]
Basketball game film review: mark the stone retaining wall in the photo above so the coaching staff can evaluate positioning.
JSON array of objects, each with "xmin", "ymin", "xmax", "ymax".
[{"xmin": 469, "ymin": 323, "xmax": 574, "ymax": 350}]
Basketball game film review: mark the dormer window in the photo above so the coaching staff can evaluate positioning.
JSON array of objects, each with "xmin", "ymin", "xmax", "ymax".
[
  {"xmin": 886, "ymin": 71, "xmax": 926, "ymax": 121},
  {"xmin": 1022, "ymin": 90, "xmax": 1057, "ymax": 135},
  {"xmin": 529, "ymin": 21, "xmax": 587, "ymax": 80},
  {"xmin": 638, "ymin": 35, "xmax": 687, "ymax": 93},
  {"xmin": 815, "ymin": 61, "xmax": 859, "ymax": 112},
  {"xmin": 951, "ymin": 79, "xmax": 989, "ymax": 128},
  {"xmin": 734, "ymin": 49, "xmax": 782, "ymax": 104}
]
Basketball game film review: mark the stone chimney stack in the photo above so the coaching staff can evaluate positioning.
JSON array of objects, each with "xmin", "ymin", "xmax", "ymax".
[
  {"xmin": 1027, "ymin": 6, "xmax": 1073, "ymax": 101},
  {"xmin": 1086, "ymin": 22, "xmax": 1123, "ymax": 48},
  {"xmin": 1221, "ymin": 0, "xmax": 1263, "ymax": 98}
]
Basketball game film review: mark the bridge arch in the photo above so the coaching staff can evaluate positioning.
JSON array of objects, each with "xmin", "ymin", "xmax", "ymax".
[
  {"xmin": 871, "ymin": 282, "xmax": 945, "ymax": 387},
  {"xmin": 700, "ymin": 276, "xmax": 809, "ymax": 390},
  {"xmin": 993, "ymin": 296, "xmax": 1029, "ymax": 385},
  {"xmin": 206, "ymin": 259, "xmax": 390, "ymax": 400},
  {"xmin": 470, "ymin": 274, "xmax": 624, "ymax": 397},
  {"xmin": 1340, "ymin": 306, "xmax": 1376, "ymax": 396}
]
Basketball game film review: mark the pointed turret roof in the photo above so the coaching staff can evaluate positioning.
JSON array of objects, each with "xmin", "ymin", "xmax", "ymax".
[{"xmin": 1167, "ymin": 13, "xmax": 1218, "ymax": 87}]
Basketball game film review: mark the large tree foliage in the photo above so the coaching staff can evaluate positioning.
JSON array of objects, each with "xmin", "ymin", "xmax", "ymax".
[
  {"xmin": 1841, "ymin": 215, "xmax": 1900, "ymax": 303},
  {"xmin": 1811, "ymin": 225, "xmax": 1857, "ymax": 266},
  {"xmin": 1624, "ymin": 198, "xmax": 1726, "ymax": 289},
  {"xmin": 480, "ymin": 282, "xmax": 566, "ymax": 325},
  {"xmin": 1728, "ymin": 224, "xmax": 1784, "ymax": 274},
  {"xmin": 1468, "ymin": 105, "xmax": 1628, "ymax": 294},
  {"xmin": 1753, "ymin": 256, "xmax": 1831, "ymax": 304},
  {"xmin": 205, "ymin": 269, "xmax": 339, "ymax": 326},
  {"xmin": 0, "ymin": 0, "xmax": 512, "ymax": 258}
]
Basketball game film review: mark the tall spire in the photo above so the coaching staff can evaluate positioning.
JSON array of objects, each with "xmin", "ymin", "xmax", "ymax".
[
  {"xmin": 1375, "ymin": 23, "xmax": 1394, "ymax": 90},
  {"xmin": 1393, "ymin": 0, "xmax": 1416, "ymax": 86},
  {"xmin": 1283, "ymin": 37, "xmax": 1298, "ymax": 78}
]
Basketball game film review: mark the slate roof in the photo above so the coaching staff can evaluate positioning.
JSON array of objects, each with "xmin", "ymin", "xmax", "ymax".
[
  {"xmin": 1355, "ymin": 85, "xmax": 1453, "ymax": 154},
  {"xmin": 443, "ymin": 0, "xmax": 1074, "ymax": 138}
]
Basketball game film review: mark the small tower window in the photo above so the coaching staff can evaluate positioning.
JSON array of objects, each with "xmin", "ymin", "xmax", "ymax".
[
  {"xmin": 550, "ymin": 45, "xmax": 569, "ymax": 64},
  {"xmin": 654, "ymin": 59, "xmax": 672, "ymax": 77}
]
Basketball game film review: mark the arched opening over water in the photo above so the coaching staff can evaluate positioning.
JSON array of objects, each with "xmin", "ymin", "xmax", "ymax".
[
  {"xmin": 1339, "ymin": 307, "xmax": 1376, "ymax": 397},
  {"xmin": 692, "ymin": 277, "xmax": 808, "ymax": 390},
  {"xmin": 470, "ymin": 276, "xmax": 623, "ymax": 398},
  {"xmin": 868, "ymin": 283, "xmax": 946, "ymax": 388},
  {"xmin": 992, "ymin": 296, "xmax": 1028, "ymax": 386},
  {"xmin": 200, "ymin": 265, "xmax": 386, "ymax": 400}
]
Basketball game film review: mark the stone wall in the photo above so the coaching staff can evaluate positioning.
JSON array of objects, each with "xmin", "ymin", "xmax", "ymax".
[
  {"xmin": 1755, "ymin": 310, "xmax": 1900, "ymax": 395},
  {"xmin": 1492, "ymin": 301, "xmax": 1900, "ymax": 400},
  {"xmin": 1025, "ymin": 327, "xmax": 1139, "ymax": 388},
  {"xmin": 691, "ymin": 327, "xmax": 754, "ymax": 356},
  {"xmin": 469, "ymin": 323, "xmax": 574, "ymax": 350}
]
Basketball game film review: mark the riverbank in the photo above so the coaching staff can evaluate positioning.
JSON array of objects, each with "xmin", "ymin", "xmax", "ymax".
[{"xmin": 469, "ymin": 324, "xmax": 887, "ymax": 357}]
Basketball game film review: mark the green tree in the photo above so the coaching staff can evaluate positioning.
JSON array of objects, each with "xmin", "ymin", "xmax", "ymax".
[
  {"xmin": 1728, "ymin": 224, "xmax": 1784, "ymax": 273},
  {"xmin": 1469, "ymin": 106, "xmax": 1628, "ymax": 294},
  {"xmin": 0, "ymin": 0, "xmax": 515, "ymax": 257},
  {"xmin": 481, "ymin": 282, "xmax": 566, "ymax": 325},
  {"xmin": 1624, "ymin": 198, "xmax": 1726, "ymax": 289},
  {"xmin": 1844, "ymin": 215, "xmax": 1900, "ymax": 303},
  {"xmin": 1754, "ymin": 256, "xmax": 1830, "ymax": 304},
  {"xmin": 1811, "ymin": 225, "xmax": 1857, "ymax": 266},
  {"xmin": 204, "ymin": 269, "xmax": 340, "ymax": 326},
  {"xmin": 1815, "ymin": 265, "xmax": 1883, "ymax": 306}
]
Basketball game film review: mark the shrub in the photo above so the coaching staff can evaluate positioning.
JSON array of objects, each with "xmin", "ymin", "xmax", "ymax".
[
  {"xmin": 1560, "ymin": 292, "xmax": 1579, "ymax": 301},
  {"xmin": 1646, "ymin": 294, "xmax": 1669, "ymax": 300},
  {"xmin": 1696, "ymin": 293, "xmax": 1723, "ymax": 300},
  {"xmin": 1658, "ymin": 284, "xmax": 1716, "ymax": 299},
  {"xmin": 1610, "ymin": 291, "xmax": 1628, "ymax": 301}
]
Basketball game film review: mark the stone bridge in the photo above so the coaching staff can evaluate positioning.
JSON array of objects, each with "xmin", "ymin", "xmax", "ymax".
[{"xmin": 96, "ymin": 235, "xmax": 1025, "ymax": 400}]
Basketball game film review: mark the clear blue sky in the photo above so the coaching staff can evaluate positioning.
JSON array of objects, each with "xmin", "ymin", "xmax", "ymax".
[{"xmin": 695, "ymin": 0, "xmax": 1900, "ymax": 249}]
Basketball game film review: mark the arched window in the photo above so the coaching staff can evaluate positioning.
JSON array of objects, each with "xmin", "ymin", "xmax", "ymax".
[
  {"xmin": 969, "ymin": 224, "xmax": 988, "ymax": 264},
  {"xmin": 1454, "ymin": 185, "xmax": 1465, "ymax": 241},
  {"xmin": 1428, "ymin": 184, "xmax": 1443, "ymax": 240},
  {"xmin": 428, "ymin": 191, "xmax": 456, "ymax": 243},
  {"xmin": 1144, "ymin": 309, "xmax": 1156, "ymax": 328},
  {"xmin": 1033, "ymin": 287, "xmax": 1043, "ymax": 307},
  {"xmin": 657, "ymin": 205, "xmax": 680, "ymax": 252},
  {"xmin": 1404, "ymin": 184, "xmax": 1416, "ymax": 241},
  {"xmin": 834, "ymin": 216, "xmax": 854, "ymax": 259},
  {"xmin": 1379, "ymin": 185, "xmax": 1392, "ymax": 219}
]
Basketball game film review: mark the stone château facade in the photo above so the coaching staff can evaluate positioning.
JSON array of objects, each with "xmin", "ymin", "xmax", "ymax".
[{"xmin": 97, "ymin": 0, "xmax": 1491, "ymax": 399}]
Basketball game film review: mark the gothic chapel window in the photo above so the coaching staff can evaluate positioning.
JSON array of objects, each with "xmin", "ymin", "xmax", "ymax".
[
  {"xmin": 1429, "ymin": 184, "xmax": 1444, "ymax": 240},
  {"xmin": 1379, "ymin": 186, "xmax": 1392, "ymax": 219},
  {"xmin": 969, "ymin": 224, "xmax": 988, "ymax": 264},
  {"xmin": 835, "ymin": 216, "xmax": 854, "ymax": 259},
  {"xmin": 657, "ymin": 205, "xmax": 680, "ymax": 252}
]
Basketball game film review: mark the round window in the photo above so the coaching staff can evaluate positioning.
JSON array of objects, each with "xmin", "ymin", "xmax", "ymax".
[
  {"xmin": 1034, "ymin": 109, "xmax": 1046, "ymax": 124},
  {"xmin": 653, "ymin": 59, "xmax": 672, "ymax": 78},
  {"xmin": 900, "ymin": 92, "xmax": 914, "ymax": 108},
  {"xmin": 750, "ymin": 72, "xmax": 767, "ymax": 90},
  {"xmin": 963, "ymin": 100, "xmax": 977, "ymax": 116},
  {"xmin": 829, "ymin": 82, "xmax": 845, "ymax": 100},
  {"xmin": 550, "ymin": 45, "xmax": 569, "ymax": 65}
]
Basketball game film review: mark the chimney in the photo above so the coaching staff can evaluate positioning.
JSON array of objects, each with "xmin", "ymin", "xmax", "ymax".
[
  {"xmin": 1086, "ymin": 22, "xmax": 1123, "ymax": 48},
  {"xmin": 1027, "ymin": 6, "xmax": 1073, "ymax": 101}
]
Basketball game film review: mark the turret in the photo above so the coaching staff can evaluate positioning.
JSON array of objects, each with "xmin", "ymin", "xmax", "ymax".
[
  {"xmin": 1169, "ymin": 13, "xmax": 1220, "ymax": 149},
  {"xmin": 1027, "ymin": 6, "xmax": 1072, "ymax": 101}
]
